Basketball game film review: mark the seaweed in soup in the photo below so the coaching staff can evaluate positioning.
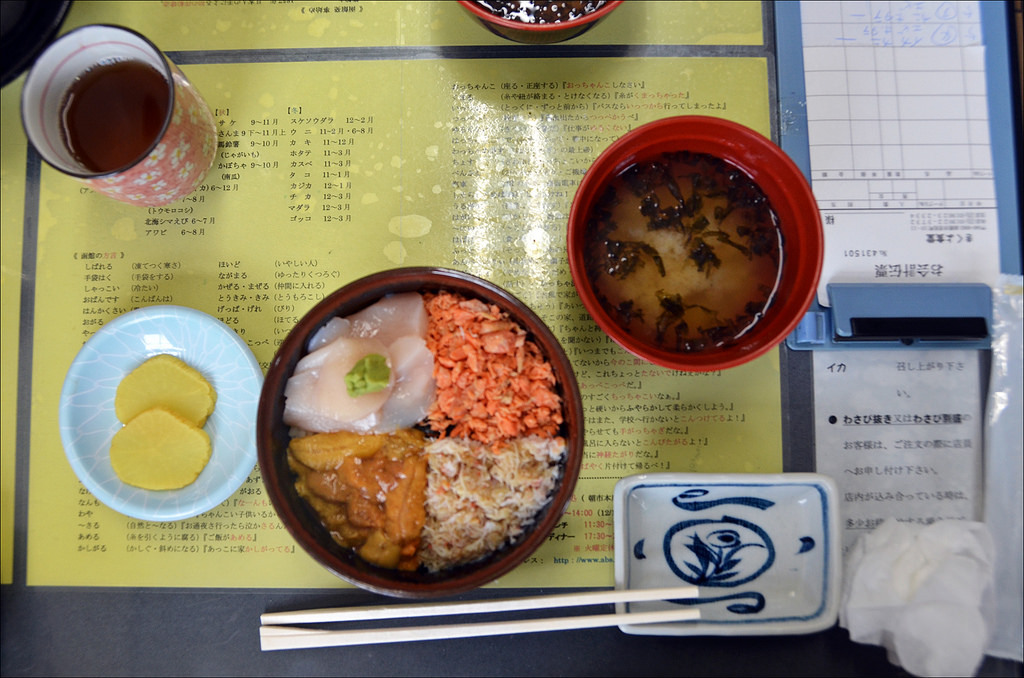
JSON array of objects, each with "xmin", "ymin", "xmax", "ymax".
[
  {"xmin": 582, "ymin": 151, "xmax": 783, "ymax": 353},
  {"xmin": 473, "ymin": 0, "xmax": 608, "ymax": 24}
]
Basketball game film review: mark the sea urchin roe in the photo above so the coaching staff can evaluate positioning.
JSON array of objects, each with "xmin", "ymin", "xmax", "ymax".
[
  {"xmin": 423, "ymin": 291, "xmax": 563, "ymax": 448},
  {"xmin": 473, "ymin": 0, "xmax": 607, "ymax": 24},
  {"xmin": 583, "ymin": 151, "xmax": 784, "ymax": 353},
  {"xmin": 288, "ymin": 428, "xmax": 429, "ymax": 571}
]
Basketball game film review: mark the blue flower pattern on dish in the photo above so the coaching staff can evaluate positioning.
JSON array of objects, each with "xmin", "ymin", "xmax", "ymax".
[{"xmin": 614, "ymin": 474, "xmax": 839, "ymax": 636}]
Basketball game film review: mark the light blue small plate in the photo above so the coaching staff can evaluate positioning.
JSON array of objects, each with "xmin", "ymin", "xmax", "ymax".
[
  {"xmin": 59, "ymin": 305, "xmax": 264, "ymax": 522},
  {"xmin": 614, "ymin": 473, "xmax": 840, "ymax": 636}
]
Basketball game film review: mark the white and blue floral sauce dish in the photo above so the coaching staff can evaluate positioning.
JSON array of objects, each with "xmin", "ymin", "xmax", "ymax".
[{"xmin": 614, "ymin": 473, "xmax": 840, "ymax": 636}]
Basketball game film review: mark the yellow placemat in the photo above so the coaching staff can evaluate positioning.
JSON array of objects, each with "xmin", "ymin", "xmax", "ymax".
[
  {"xmin": 0, "ymin": 78, "xmax": 28, "ymax": 585},
  {"xmin": 1, "ymin": 1, "xmax": 778, "ymax": 589},
  {"xmin": 56, "ymin": 1, "xmax": 764, "ymax": 50}
]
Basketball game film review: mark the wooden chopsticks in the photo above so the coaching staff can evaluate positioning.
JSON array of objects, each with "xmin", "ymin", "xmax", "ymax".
[{"xmin": 259, "ymin": 586, "xmax": 700, "ymax": 651}]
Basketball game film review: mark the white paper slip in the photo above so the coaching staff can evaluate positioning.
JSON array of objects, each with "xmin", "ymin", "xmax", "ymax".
[
  {"xmin": 799, "ymin": 1, "xmax": 1001, "ymax": 306},
  {"xmin": 811, "ymin": 348, "xmax": 984, "ymax": 555}
]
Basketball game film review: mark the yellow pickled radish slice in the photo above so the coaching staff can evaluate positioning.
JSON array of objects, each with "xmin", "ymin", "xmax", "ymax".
[
  {"xmin": 115, "ymin": 354, "xmax": 217, "ymax": 427},
  {"xmin": 110, "ymin": 407, "xmax": 212, "ymax": 490}
]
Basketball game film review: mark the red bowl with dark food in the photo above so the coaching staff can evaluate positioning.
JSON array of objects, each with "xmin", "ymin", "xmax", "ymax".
[
  {"xmin": 457, "ymin": 0, "xmax": 622, "ymax": 44},
  {"xmin": 567, "ymin": 116, "xmax": 824, "ymax": 371},
  {"xmin": 257, "ymin": 267, "xmax": 583, "ymax": 597}
]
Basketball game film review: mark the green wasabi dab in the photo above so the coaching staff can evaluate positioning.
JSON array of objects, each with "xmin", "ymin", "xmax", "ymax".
[{"xmin": 345, "ymin": 353, "xmax": 390, "ymax": 397}]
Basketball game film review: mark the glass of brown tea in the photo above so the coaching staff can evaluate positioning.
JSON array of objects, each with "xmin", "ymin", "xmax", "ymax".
[{"xmin": 20, "ymin": 24, "xmax": 217, "ymax": 207}]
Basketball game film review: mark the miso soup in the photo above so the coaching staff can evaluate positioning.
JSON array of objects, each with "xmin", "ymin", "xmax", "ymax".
[
  {"xmin": 473, "ymin": 0, "xmax": 609, "ymax": 23},
  {"xmin": 582, "ymin": 151, "xmax": 783, "ymax": 354}
]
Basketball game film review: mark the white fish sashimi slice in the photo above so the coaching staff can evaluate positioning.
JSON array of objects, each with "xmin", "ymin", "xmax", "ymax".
[
  {"xmin": 283, "ymin": 336, "xmax": 393, "ymax": 433},
  {"xmin": 346, "ymin": 292, "xmax": 429, "ymax": 346},
  {"xmin": 371, "ymin": 335, "xmax": 437, "ymax": 432},
  {"xmin": 282, "ymin": 371, "xmax": 368, "ymax": 434},
  {"xmin": 307, "ymin": 316, "xmax": 352, "ymax": 351}
]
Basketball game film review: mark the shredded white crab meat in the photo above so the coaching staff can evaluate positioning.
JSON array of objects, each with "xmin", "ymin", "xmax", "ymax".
[{"xmin": 420, "ymin": 435, "xmax": 564, "ymax": 572}]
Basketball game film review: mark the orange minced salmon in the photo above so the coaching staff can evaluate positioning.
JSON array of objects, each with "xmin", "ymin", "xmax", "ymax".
[{"xmin": 423, "ymin": 291, "xmax": 562, "ymax": 448}]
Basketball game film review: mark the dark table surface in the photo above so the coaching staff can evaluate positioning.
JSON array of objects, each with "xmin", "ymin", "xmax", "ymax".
[{"xmin": 3, "ymin": 1, "xmax": 1022, "ymax": 675}]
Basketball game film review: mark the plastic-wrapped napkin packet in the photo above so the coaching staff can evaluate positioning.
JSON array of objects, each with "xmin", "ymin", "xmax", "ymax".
[{"xmin": 614, "ymin": 473, "xmax": 840, "ymax": 636}]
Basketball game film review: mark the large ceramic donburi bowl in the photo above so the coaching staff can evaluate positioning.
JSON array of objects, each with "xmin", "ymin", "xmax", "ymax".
[{"xmin": 257, "ymin": 267, "xmax": 584, "ymax": 597}]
